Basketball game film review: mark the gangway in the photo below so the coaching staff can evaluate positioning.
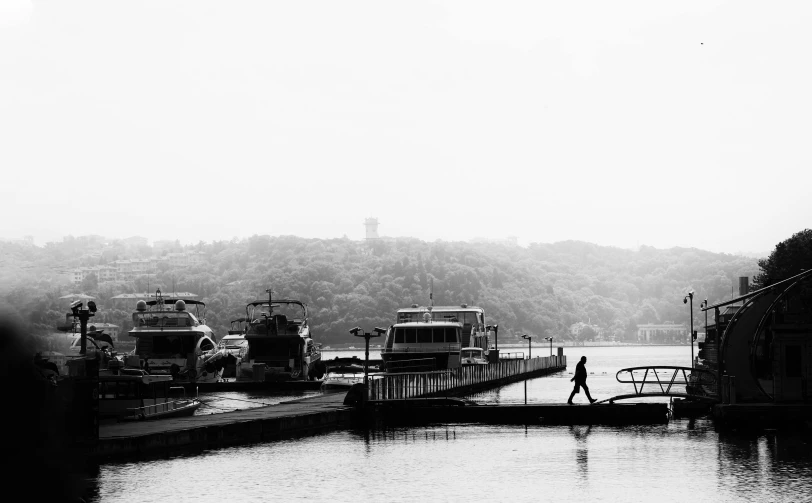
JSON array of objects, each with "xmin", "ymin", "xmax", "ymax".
[{"xmin": 594, "ymin": 366, "xmax": 718, "ymax": 404}]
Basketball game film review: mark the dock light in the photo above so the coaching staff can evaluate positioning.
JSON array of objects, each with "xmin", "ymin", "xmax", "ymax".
[
  {"xmin": 87, "ymin": 300, "xmax": 97, "ymax": 313},
  {"xmin": 683, "ymin": 291, "xmax": 694, "ymax": 368},
  {"xmin": 521, "ymin": 334, "xmax": 532, "ymax": 359},
  {"xmin": 350, "ymin": 327, "xmax": 383, "ymax": 404},
  {"xmin": 544, "ymin": 337, "xmax": 553, "ymax": 357}
]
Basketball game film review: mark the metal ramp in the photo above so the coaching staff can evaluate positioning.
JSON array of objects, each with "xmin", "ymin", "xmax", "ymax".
[{"xmin": 595, "ymin": 366, "xmax": 718, "ymax": 404}]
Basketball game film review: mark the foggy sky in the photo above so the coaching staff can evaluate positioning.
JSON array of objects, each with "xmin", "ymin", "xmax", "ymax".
[{"xmin": 2, "ymin": 1, "xmax": 810, "ymax": 254}]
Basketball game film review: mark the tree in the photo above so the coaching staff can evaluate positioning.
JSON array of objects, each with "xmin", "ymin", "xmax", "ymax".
[{"xmin": 752, "ymin": 229, "xmax": 812, "ymax": 288}]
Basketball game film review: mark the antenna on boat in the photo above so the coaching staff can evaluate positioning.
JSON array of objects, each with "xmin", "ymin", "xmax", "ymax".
[
  {"xmin": 265, "ymin": 287, "xmax": 274, "ymax": 315},
  {"xmin": 429, "ymin": 277, "xmax": 434, "ymax": 307}
]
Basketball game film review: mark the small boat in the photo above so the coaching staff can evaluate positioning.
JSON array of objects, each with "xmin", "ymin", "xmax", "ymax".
[
  {"xmin": 320, "ymin": 366, "xmax": 381, "ymax": 391},
  {"xmin": 99, "ymin": 371, "xmax": 201, "ymax": 421},
  {"xmin": 460, "ymin": 347, "xmax": 489, "ymax": 366}
]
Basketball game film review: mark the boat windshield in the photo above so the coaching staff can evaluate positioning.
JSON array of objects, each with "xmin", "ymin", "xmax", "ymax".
[
  {"xmin": 461, "ymin": 349, "xmax": 482, "ymax": 358},
  {"xmin": 247, "ymin": 302, "xmax": 305, "ymax": 323}
]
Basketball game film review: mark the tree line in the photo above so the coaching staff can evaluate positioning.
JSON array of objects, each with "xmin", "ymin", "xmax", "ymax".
[{"xmin": 16, "ymin": 230, "xmax": 812, "ymax": 350}]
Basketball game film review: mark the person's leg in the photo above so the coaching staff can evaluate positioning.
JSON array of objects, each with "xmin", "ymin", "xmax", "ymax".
[
  {"xmin": 583, "ymin": 383, "xmax": 596, "ymax": 403},
  {"xmin": 567, "ymin": 384, "xmax": 577, "ymax": 404}
]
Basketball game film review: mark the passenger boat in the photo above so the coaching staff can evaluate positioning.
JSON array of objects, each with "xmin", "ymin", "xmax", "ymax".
[
  {"xmin": 238, "ymin": 290, "xmax": 325, "ymax": 381},
  {"xmin": 381, "ymin": 304, "xmax": 493, "ymax": 372},
  {"xmin": 99, "ymin": 371, "xmax": 201, "ymax": 421},
  {"xmin": 127, "ymin": 290, "xmax": 225, "ymax": 383}
]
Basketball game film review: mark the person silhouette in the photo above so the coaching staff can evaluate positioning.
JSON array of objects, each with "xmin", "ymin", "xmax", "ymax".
[{"xmin": 568, "ymin": 356, "xmax": 597, "ymax": 404}]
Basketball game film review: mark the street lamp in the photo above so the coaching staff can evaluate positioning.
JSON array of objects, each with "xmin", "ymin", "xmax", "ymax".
[
  {"xmin": 683, "ymin": 291, "xmax": 695, "ymax": 368},
  {"xmin": 521, "ymin": 334, "xmax": 532, "ymax": 359},
  {"xmin": 349, "ymin": 326, "xmax": 386, "ymax": 404},
  {"xmin": 543, "ymin": 337, "xmax": 553, "ymax": 357}
]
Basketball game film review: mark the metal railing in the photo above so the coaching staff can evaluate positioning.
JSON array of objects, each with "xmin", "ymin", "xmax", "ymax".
[
  {"xmin": 594, "ymin": 366, "xmax": 718, "ymax": 404},
  {"xmin": 368, "ymin": 355, "xmax": 566, "ymax": 400},
  {"xmin": 384, "ymin": 358, "xmax": 437, "ymax": 373}
]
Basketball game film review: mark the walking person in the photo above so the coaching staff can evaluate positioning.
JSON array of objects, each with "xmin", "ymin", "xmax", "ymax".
[{"xmin": 568, "ymin": 356, "xmax": 597, "ymax": 404}]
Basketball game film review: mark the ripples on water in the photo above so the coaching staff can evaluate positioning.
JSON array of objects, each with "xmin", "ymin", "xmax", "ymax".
[{"xmin": 89, "ymin": 347, "xmax": 812, "ymax": 502}]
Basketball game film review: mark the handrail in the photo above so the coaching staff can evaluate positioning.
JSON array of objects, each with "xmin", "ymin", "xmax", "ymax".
[{"xmin": 596, "ymin": 366, "xmax": 718, "ymax": 404}]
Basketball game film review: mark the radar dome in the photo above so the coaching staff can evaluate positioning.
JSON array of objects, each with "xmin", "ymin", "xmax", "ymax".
[
  {"xmin": 175, "ymin": 300, "xmax": 186, "ymax": 311},
  {"xmin": 136, "ymin": 300, "xmax": 147, "ymax": 311}
]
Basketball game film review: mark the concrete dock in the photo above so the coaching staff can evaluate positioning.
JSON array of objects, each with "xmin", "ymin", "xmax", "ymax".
[
  {"xmin": 366, "ymin": 401, "xmax": 669, "ymax": 426},
  {"xmin": 95, "ymin": 392, "xmax": 352, "ymax": 461}
]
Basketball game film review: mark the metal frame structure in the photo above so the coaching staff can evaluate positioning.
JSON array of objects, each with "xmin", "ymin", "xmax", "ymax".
[{"xmin": 595, "ymin": 366, "xmax": 718, "ymax": 404}]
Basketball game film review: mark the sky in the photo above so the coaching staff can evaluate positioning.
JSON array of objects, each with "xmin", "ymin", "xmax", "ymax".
[{"xmin": 1, "ymin": 1, "xmax": 810, "ymax": 255}]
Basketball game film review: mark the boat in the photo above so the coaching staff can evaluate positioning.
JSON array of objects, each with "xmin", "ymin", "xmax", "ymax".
[
  {"xmin": 238, "ymin": 289, "xmax": 325, "ymax": 381},
  {"xmin": 381, "ymin": 303, "xmax": 494, "ymax": 372},
  {"xmin": 217, "ymin": 329, "xmax": 248, "ymax": 378},
  {"xmin": 98, "ymin": 371, "xmax": 201, "ymax": 421},
  {"xmin": 460, "ymin": 347, "xmax": 489, "ymax": 366},
  {"xmin": 126, "ymin": 290, "xmax": 225, "ymax": 383},
  {"xmin": 320, "ymin": 366, "xmax": 366, "ymax": 391}
]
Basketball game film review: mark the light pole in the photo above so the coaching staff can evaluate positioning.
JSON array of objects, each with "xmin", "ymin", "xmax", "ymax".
[
  {"xmin": 521, "ymin": 334, "xmax": 533, "ymax": 405},
  {"xmin": 349, "ymin": 326, "xmax": 386, "ymax": 405},
  {"xmin": 544, "ymin": 337, "xmax": 553, "ymax": 357},
  {"xmin": 522, "ymin": 334, "xmax": 532, "ymax": 359},
  {"xmin": 683, "ymin": 291, "xmax": 694, "ymax": 368}
]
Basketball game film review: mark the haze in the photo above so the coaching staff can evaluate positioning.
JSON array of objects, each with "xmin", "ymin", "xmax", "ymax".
[{"xmin": 2, "ymin": 1, "xmax": 810, "ymax": 254}]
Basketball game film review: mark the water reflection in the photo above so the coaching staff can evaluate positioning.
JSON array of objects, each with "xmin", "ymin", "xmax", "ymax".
[{"xmin": 571, "ymin": 425, "xmax": 592, "ymax": 481}]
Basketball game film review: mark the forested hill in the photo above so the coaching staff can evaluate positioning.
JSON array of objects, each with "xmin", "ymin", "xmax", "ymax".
[{"xmin": 1, "ymin": 236, "xmax": 759, "ymax": 346}]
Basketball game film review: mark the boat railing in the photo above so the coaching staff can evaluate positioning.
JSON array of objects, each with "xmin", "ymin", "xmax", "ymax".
[
  {"xmin": 126, "ymin": 399, "xmax": 190, "ymax": 419},
  {"xmin": 369, "ymin": 354, "xmax": 566, "ymax": 401},
  {"xmin": 381, "ymin": 344, "xmax": 461, "ymax": 354}
]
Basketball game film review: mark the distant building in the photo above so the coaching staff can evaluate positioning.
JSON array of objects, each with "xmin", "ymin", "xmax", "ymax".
[
  {"xmin": 636, "ymin": 324, "xmax": 687, "ymax": 342},
  {"xmin": 469, "ymin": 236, "xmax": 519, "ymax": 247},
  {"xmin": 364, "ymin": 218, "xmax": 380, "ymax": 240}
]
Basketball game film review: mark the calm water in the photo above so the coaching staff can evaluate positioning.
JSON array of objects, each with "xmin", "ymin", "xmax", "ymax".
[{"xmin": 89, "ymin": 346, "xmax": 812, "ymax": 502}]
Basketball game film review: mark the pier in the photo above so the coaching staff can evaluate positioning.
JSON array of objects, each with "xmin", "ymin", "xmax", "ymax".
[{"xmin": 94, "ymin": 355, "xmax": 566, "ymax": 460}]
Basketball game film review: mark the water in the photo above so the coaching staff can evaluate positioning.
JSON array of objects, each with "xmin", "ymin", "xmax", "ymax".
[{"xmin": 88, "ymin": 346, "xmax": 812, "ymax": 502}]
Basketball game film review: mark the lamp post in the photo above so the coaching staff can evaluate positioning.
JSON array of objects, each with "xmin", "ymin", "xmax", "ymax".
[
  {"xmin": 521, "ymin": 334, "xmax": 533, "ymax": 404},
  {"xmin": 349, "ymin": 326, "xmax": 386, "ymax": 404},
  {"xmin": 544, "ymin": 337, "xmax": 553, "ymax": 357},
  {"xmin": 683, "ymin": 291, "xmax": 695, "ymax": 368}
]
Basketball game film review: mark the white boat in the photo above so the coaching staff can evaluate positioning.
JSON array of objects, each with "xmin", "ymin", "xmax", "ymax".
[
  {"xmin": 127, "ymin": 291, "xmax": 225, "ymax": 383},
  {"xmin": 381, "ymin": 304, "xmax": 494, "ymax": 372},
  {"xmin": 460, "ymin": 347, "xmax": 489, "ymax": 366},
  {"xmin": 320, "ymin": 367, "xmax": 381, "ymax": 391}
]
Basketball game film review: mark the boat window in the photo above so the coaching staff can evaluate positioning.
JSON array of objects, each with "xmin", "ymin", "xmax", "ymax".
[
  {"xmin": 199, "ymin": 338, "xmax": 214, "ymax": 352},
  {"xmin": 394, "ymin": 328, "xmax": 404, "ymax": 344},
  {"xmin": 436, "ymin": 312, "xmax": 460, "ymax": 323},
  {"xmin": 151, "ymin": 335, "xmax": 195, "ymax": 357},
  {"xmin": 445, "ymin": 328, "xmax": 458, "ymax": 343},
  {"xmin": 404, "ymin": 328, "xmax": 416, "ymax": 344},
  {"xmin": 417, "ymin": 328, "xmax": 432, "ymax": 343}
]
